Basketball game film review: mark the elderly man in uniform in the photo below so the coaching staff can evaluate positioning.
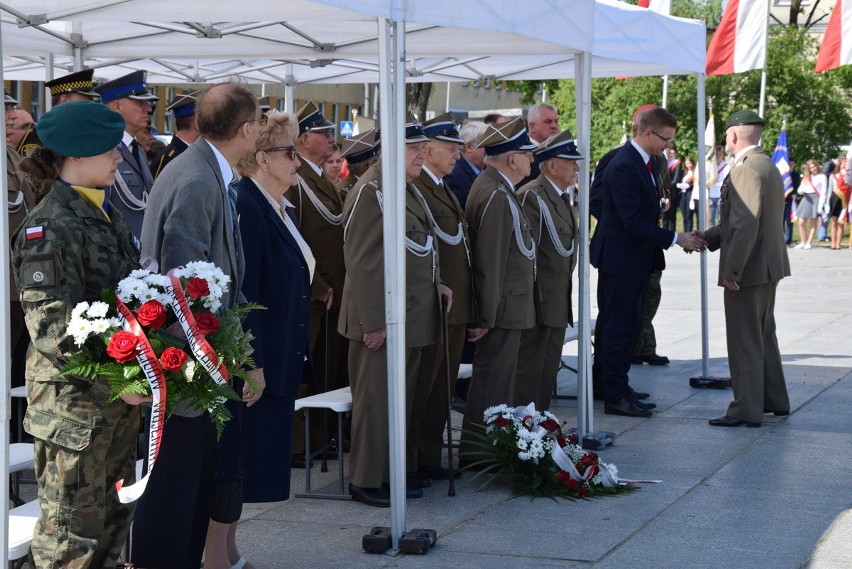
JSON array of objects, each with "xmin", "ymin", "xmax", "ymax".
[
  {"xmin": 409, "ymin": 113, "xmax": 472, "ymax": 482},
  {"xmin": 516, "ymin": 129, "xmax": 581, "ymax": 410},
  {"xmin": 94, "ymin": 70, "xmax": 159, "ymax": 241},
  {"xmin": 340, "ymin": 119, "xmax": 450, "ymax": 507},
  {"xmin": 520, "ymin": 103, "xmax": 561, "ymax": 187},
  {"xmin": 338, "ymin": 128, "xmax": 380, "ymax": 199},
  {"xmin": 444, "ymin": 121, "xmax": 488, "ymax": 210},
  {"xmin": 151, "ymin": 91, "xmax": 200, "ymax": 179},
  {"xmin": 459, "ymin": 117, "xmax": 537, "ymax": 462},
  {"xmin": 705, "ymin": 111, "xmax": 791, "ymax": 428},
  {"xmin": 285, "ymin": 102, "xmax": 349, "ymax": 467}
]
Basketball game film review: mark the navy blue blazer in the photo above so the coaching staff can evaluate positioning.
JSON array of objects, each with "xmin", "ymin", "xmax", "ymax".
[
  {"xmin": 444, "ymin": 157, "xmax": 480, "ymax": 210},
  {"xmin": 236, "ymin": 176, "xmax": 312, "ymax": 398},
  {"xmin": 589, "ymin": 143, "xmax": 674, "ymax": 280}
]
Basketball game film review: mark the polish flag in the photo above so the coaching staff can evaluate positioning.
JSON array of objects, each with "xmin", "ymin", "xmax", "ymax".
[
  {"xmin": 705, "ymin": 0, "xmax": 768, "ymax": 75},
  {"xmin": 815, "ymin": 0, "xmax": 852, "ymax": 73},
  {"xmin": 636, "ymin": 0, "xmax": 671, "ymax": 14}
]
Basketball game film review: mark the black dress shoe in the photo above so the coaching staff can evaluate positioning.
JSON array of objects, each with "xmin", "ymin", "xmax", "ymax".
[
  {"xmin": 708, "ymin": 415, "xmax": 760, "ymax": 428},
  {"xmin": 604, "ymin": 398, "xmax": 652, "ymax": 417},
  {"xmin": 290, "ymin": 454, "xmax": 313, "ymax": 469},
  {"xmin": 419, "ymin": 464, "xmax": 462, "ymax": 480},
  {"xmin": 349, "ymin": 484, "xmax": 391, "ymax": 507},
  {"xmin": 763, "ymin": 409, "xmax": 790, "ymax": 416},
  {"xmin": 382, "ymin": 483, "xmax": 423, "ymax": 499},
  {"xmin": 630, "ymin": 397, "xmax": 656, "ymax": 411},
  {"xmin": 406, "ymin": 471, "xmax": 432, "ymax": 488},
  {"xmin": 642, "ymin": 354, "xmax": 670, "ymax": 366},
  {"xmin": 631, "ymin": 390, "xmax": 650, "ymax": 400}
]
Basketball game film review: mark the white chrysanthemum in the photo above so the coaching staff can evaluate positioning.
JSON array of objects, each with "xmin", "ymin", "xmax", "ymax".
[
  {"xmin": 516, "ymin": 439, "xmax": 528, "ymax": 450},
  {"xmin": 71, "ymin": 302, "xmax": 90, "ymax": 319},
  {"xmin": 129, "ymin": 269, "xmax": 152, "ymax": 279},
  {"xmin": 517, "ymin": 451, "xmax": 531, "ymax": 461},
  {"xmin": 602, "ymin": 462, "xmax": 618, "ymax": 479},
  {"xmin": 86, "ymin": 301, "xmax": 110, "ymax": 319},
  {"xmin": 67, "ymin": 317, "xmax": 93, "ymax": 346},
  {"xmin": 206, "ymin": 298, "xmax": 222, "ymax": 314},
  {"xmin": 89, "ymin": 318, "xmax": 113, "ymax": 334},
  {"xmin": 144, "ymin": 273, "xmax": 171, "ymax": 288},
  {"xmin": 517, "ymin": 427, "xmax": 534, "ymax": 441}
]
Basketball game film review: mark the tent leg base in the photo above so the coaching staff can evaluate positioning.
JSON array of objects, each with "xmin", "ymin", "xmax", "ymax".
[
  {"xmin": 689, "ymin": 376, "xmax": 731, "ymax": 389},
  {"xmin": 581, "ymin": 431, "xmax": 616, "ymax": 450}
]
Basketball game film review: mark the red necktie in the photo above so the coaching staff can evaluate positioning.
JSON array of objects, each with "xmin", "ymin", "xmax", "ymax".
[{"xmin": 646, "ymin": 159, "xmax": 653, "ymax": 174}]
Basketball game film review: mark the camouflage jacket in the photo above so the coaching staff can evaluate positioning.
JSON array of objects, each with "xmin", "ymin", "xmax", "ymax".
[{"xmin": 11, "ymin": 181, "xmax": 139, "ymax": 383}]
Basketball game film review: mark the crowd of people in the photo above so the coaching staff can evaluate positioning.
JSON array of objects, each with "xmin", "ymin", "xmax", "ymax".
[{"xmin": 3, "ymin": 68, "xmax": 805, "ymax": 568}]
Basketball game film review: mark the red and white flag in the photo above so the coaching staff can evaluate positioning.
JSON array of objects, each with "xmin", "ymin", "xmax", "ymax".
[
  {"xmin": 705, "ymin": 0, "xmax": 768, "ymax": 75},
  {"xmin": 815, "ymin": 0, "xmax": 852, "ymax": 72},
  {"xmin": 636, "ymin": 0, "xmax": 671, "ymax": 14}
]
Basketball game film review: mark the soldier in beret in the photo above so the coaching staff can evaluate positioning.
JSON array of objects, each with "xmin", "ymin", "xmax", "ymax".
[
  {"xmin": 516, "ymin": 129, "xmax": 582, "ymax": 410},
  {"xmin": 338, "ymin": 128, "xmax": 380, "ymax": 199},
  {"xmin": 151, "ymin": 90, "xmax": 200, "ymax": 179},
  {"xmin": 11, "ymin": 100, "xmax": 146, "ymax": 569},
  {"xmin": 705, "ymin": 110, "xmax": 791, "ymax": 428}
]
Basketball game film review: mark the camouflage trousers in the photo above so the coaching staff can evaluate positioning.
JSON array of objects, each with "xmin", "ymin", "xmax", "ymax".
[
  {"xmin": 633, "ymin": 269, "xmax": 662, "ymax": 357},
  {"xmin": 24, "ymin": 379, "xmax": 140, "ymax": 569}
]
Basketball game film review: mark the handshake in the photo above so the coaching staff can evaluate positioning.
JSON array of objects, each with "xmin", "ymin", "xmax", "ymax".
[{"xmin": 677, "ymin": 230, "xmax": 707, "ymax": 253}]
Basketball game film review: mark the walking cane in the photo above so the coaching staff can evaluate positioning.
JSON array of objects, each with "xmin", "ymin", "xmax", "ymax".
[
  {"xmin": 320, "ymin": 305, "xmax": 330, "ymax": 473},
  {"xmin": 441, "ymin": 295, "xmax": 456, "ymax": 497}
]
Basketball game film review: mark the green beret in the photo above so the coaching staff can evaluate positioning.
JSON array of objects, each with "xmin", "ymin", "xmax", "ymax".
[
  {"xmin": 725, "ymin": 110, "xmax": 764, "ymax": 130},
  {"xmin": 36, "ymin": 101, "xmax": 125, "ymax": 158}
]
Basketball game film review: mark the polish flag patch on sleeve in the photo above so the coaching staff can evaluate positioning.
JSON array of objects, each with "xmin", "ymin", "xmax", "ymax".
[{"xmin": 25, "ymin": 226, "xmax": 44, "ymax": 240}]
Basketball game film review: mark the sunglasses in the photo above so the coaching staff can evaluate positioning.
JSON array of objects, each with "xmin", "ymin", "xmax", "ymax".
[{"xmin": 263, "ymin": 145, "xmax": 297, "ymax": 161}]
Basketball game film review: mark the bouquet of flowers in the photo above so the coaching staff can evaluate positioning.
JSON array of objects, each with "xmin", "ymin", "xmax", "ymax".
[
  {"xmin": 462, "ymin": 403, "xmax": 637, "ymax": 499},
  {"xmin": 61, "ymin": 261, "xmax": 258, "ymax": 437}
]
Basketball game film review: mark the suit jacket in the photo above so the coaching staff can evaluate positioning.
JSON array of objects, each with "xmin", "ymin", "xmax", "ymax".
[
  {"xmin": 444, "ymin": 157, "xmax": 480, "ymax": 210},
  {"xmin": 705, "ymin": 147, "xmax": 791, "ymax": 286},
  {"xmin": 151, "ymin": 135, "xmax": 189, "ymax": 181},
  {"xmin": 108, "ymin": 139, "xmax": 154, "ymax": 240},
  {"xmin": 141, "ymin": 137, "xmax": 245, "ymax": 311},
  {"xmin": 465, "ymin": 166, "xmax": 535, "ymax": 330},
  {"xmin": 412, "ymin": 170, "xmax": 474, "ymax": 326},
  {"xmin": 236, "ymin": 176, "xmax": 311, "ymax": 398},
  {"xmin": 284, "ymin": 160, "xmax": 346, "ymax": 307},
  {"xmin": 589, "ymin": 142, "xmax": 674, "ymax": 280},
  {"xmin": 518, "ymin": 173, "xmax": 578, "ymax": 327},
  {"xmin": 338, "ymin": 164, "xmax": 440, "ymax": 347}
]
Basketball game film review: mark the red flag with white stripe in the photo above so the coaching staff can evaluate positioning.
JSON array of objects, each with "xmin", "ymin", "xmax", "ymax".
[
  {"xmin": 815, "ymin": 0, "xmax": 852, "ymax": 72},
  {"xmin": 705, "ymin": 0, "xmax": 768, "ymax": 75},
  {"xmin": 636, "ymin": 0, "xmax": 671, "ymax": 14}
]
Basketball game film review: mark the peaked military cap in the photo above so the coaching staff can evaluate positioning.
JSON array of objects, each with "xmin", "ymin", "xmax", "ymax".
[
  {"xmin": 4, "ymin": 90, "xmax": 18, "ymax": 106},
  {"xmin": 297, "ymin": 101, "xmax": 334, "ymax": 135},
  {"xmin": 477, "ymin": 117, "xmax": 536, "ymax": 156},
  {"xmin": 341, "ymin": 128, "xmax": 380, "ymax": 164},
  {"xmin": 258, "ymin": 96, "xmax": 272, "ymax": 113},
  {"xmin": 94, "ymin": 70, "xmax": 159, "ymax": 104},
  {"xmin": 422, "ymin": 113, "xmax": 463, "ymax": 143},
  {"xmin": 45, "ymin": 69, "xmax": 98, "ymax": 98},
  {"xmin": 725, "ymin": 110, "xmax": 764, "ymax": 129},
  {"xmin": 534, "ymin": 128, "xmax": 584, "ymax": 163},
  {"xmin": 37, "ymin": 100, "xmax": 125, "ymax": 158},
  {"xmin": 167, "ymin": 90, "xmax": 198, "ymax": 118},
  {"xmin": 405, "ymin": 115, "xmax": 429, "ymax": 144}
]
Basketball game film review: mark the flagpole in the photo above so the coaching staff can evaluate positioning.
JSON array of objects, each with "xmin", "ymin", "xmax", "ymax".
[
  {"xmin": 661, "ymin": 75, "xmax": 669, "ymax": 108},
  {"xmin": 758, "ymin": 0, "xmax": 771, "ymax": 117}
]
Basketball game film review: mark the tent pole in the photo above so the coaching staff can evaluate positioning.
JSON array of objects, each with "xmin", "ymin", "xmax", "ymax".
[
  {"xmin": 1, "ymin": 18, "xmax": 12, "ymax": 568},
  {"xmin": 284, "ymin": 64, "xmax": 295, "ymax": 115},
  {"xmin": 378, "ymin": 16, "xmax": 407, "ymax": 554},
  {"xmin": 697, "ymin": 73, "xmax": 710, "ymax": 375}
]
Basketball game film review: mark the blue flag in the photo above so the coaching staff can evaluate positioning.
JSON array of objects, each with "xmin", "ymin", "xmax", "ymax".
[{"xmin": 771, "ymin": 126, "xmax": 793, "ymax": 194}]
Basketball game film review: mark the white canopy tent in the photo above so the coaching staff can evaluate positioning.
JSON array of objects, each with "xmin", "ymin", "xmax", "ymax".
[{"xmin": 1, "ymin": 0, "xmax": 708, "ymax": 561}]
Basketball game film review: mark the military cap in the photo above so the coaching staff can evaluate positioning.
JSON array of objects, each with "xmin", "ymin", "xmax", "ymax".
[
  {"xmin": 4, "ymin": 90, "xmax": 18, "ymax": 106},
  {"xmin": 405, "ymin": 115, "xmax": 429, "ymax": 144},
  {"xmin": 45, "ymin": 69, "xmax": 98, "ymax": 98},
  {"xmin": 258, "ymin": 96, "xmax": 272, "ymax": 113},
  {"xmin": 341, "ymin": 128, "xmax": 380, "ymax": 164},
  {"xmin": 94, "ymin": 70, "xmax": 159, "ymax": 104},
  {"xmin": 37, "ymin": 100, "xmax": 125, "ymax": 158},
  {"xmin": 297, "ymin": 101, "xmax": 334, "ymax": 135},
  {"xmin": 725, "ymin": 110, "xmax": 764, "ymax": 129},
  {"xmin": 422, "ymin": 113, "xmax": 464, "ymax": 143},
  {"xmin": 477, "ymin": 117, "xmax": 536, "ymax": 156},
  {"xmin": 534, "ymin": 128, "xmax": 584, "ymax": 163},
  {"xmin": 167, "ymin": 90, "xmax": 198, "ymax": 118}
]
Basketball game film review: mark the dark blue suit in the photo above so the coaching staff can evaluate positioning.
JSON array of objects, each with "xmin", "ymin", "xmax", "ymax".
[
  {"xmin": 218, "ymin": 176, "xmax": 312, "ymax": 503},
  {"xmin": 590, "ymin": 142, "xmax": 674, "ymax": 403},
  {"xmin": 444, "ymin": 157, "xmax": 480, "ymax": 210}
]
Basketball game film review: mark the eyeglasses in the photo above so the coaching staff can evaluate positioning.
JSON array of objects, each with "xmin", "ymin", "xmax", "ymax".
[
  {"xmin": 262, "ymin": 145, "xmax": 298, "ymax": 161},
  {"xmin": 245, "ymin": 113, "xmax": 269, "ymax": 128},
  {"xmin": 650, "ymin": 130, "xmax": 675, "ymax": 145}
]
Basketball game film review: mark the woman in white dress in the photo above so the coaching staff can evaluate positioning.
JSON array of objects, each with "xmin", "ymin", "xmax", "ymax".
[{"xmin": 795, "ymin": 159, "xmax": 827, "ymax": 249}]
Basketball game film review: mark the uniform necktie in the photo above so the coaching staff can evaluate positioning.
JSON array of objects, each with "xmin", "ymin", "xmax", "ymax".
[
  {"xmin": 130, "ymin": 139, "xmax": 144, "ymax": 170},
  {"xmin": 561, "ymin": 192, "xmax": 572, "ymax": 209},
  {"xmin": 227, "ymin": 180, "xmax": 242, "ymax": 266}
]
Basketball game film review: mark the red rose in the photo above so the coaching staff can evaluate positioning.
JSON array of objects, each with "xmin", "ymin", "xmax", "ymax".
[
  {"xmin": 565, "ymin": 478, "xmax": 579, "ymax": 490},
  {"xmin": 160, "ymin": 347, "xmax": 188, "ymax": 371},
  {"xmin": 578, "ymin": 487, "xmax": 589, "ymax": 497},
  {"xmin": 106, "ymin": 331, "xmax": 139, "ymax": 363},
  {"xmin": 195, "ymin": 312, "xmax": 220, "ymax": 335},
  {"xmin": 136, "ymin": 300, "xmax": 166, "ymax": 329},
  {"xmin": 556, "ymin": 471, "xmax": 570, "ymax": 482},
  {"xmin": 556, "ymin": 435, "xmax": 567, "ymax": 448},
  {"xmin": 495, "ymin": 416, "xmax": 510, "ymax": 427},
  {"xmin": 540, "ymin": 418, "xmax": 560, "ymax": 432},
  {"xmin": 568, "ymin": 433, "xmax": 578, "ymax": 444},
  {"xmin": 187, "ymin": 277, "xmax": 210, "ymax": 299}
]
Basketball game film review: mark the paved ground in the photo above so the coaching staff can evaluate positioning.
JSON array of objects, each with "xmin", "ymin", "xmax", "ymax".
[{"xmin": 12, "ymin": 243, "xmax": 852, "ymax": 568}]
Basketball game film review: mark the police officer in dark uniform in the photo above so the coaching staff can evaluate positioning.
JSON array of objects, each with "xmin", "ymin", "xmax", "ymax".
[{"xmin": 151, "ymin": 91, "xmax": 200, "ymax": 180}]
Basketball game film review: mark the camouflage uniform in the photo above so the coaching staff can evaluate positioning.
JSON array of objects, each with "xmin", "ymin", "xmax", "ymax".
[{"xmin": 11, "ymin": 181, "xmax": 141, "ymax": 569}]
